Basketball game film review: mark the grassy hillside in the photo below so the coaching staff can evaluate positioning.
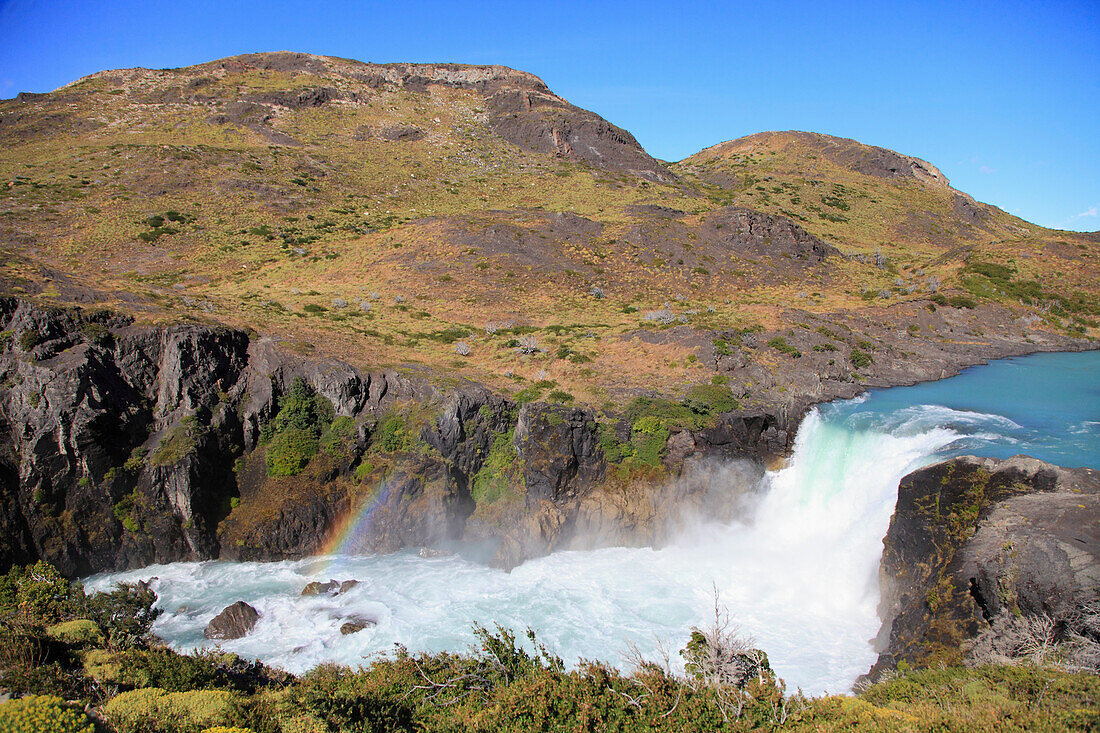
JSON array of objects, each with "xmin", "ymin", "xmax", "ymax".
[{"xmin": 1, "ymin": 53, "xmax": 1096, "ymax": 407}]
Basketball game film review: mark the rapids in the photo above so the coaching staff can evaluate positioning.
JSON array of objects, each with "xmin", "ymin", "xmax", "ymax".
[{"xmin": 87, "ymin": 350, "xmax": 1100, "ymax": 695}]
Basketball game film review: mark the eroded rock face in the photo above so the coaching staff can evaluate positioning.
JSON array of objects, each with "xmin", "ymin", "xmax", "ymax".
[
  {"xmin": 513, "ymin": 403, "xmax": 605, "ymax": 504},
  {"xmin": 204, "ymin": 601, "xmax": 259, "ymax": 640},
  {"xmin": 869, "ymin": 455, "xmax": 1100, "ymax": 676},
  {"xmin": 0, "ymin": 299, "xmax": 417, "ymax": 574},
  {"xmin": 704, "ymin": 207, "xmax": 838, "ymax": 262}
]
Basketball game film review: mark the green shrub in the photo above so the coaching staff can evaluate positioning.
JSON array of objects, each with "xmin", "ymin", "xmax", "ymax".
[
  {"xmin": 511, "ymin": 384, "xmax": 545, "ymax": 404},
  {"xmin": 83, "ymin": 648, "xmax": 152, "ymax": 689},
  {"xmin": 113, "ymin": 491, "xmax": 140, "ymax": 533},
  {"xmin": 45, "ymin": 619, "xmax": 103, "ymax": 647},
  {"xmin": 0, "ymin": 624, "xmax": 79, "ymax": 697},
  {"xmin": 372, "ymin": 414, "xmax": 412, "ymax": 453},
  {"xmin": 630, "ymin": 416, "xmax": 671, "ymax": 467},
  {"xmin": 104, "ymin": 688, "xmax": 240, "ymax": 733},
  {"xmin": 353, "ymin": 461, "xmax": 375, "ymax": 482},
  {"xmin": 123, "ymin": 446, "xmax": 149, "ymax": 473},
  {"xmin": 624, "ymin": 396, "xmax": 699, "ymax": 431},
  {"xmin": 87, "ymin": 582, "xmax": 161, "ymax": 650},
  {"xmin": 150, "ymin": 421, "xmax": 203, "ymax": 467},
  {"xmin": 597, "ymin": 423, "xmax": 630, "ymax": 464},
  {"xmin": 260, "ymin": 378, "xmax": 335, "ymax": 476},
  {"xmin": 967, "ymin": 261, "xmax": 1016, "ymax": 281},
  {"xmin": 682, "ymin": 383, "xmax": 738, "ymax": 416},
  {"xmin": 265, "ymin": 427, "xmax": 319, "ymax": 477},
  {"xmin": 0, "ymin": 694, "xmax": 95, "ymax": 733},
  {"xmin": 0, "ymin": 561, "xmax": 85, "ymax": 623},
  {"xmin": 89, "ymin": 648, "xmax": 225, "ymax": 693},
  {"xmin": 81, "ymin": 322, "xmax": 112, "ymax": 347},
  {"xmin": 17, "ymin": 330, "xmax": 40, "ymax": 351},
  {"xmin": 266, "ymin": 379, "xmax": 334, "ymax": 438},
  {"xmin": 471, "ymin": 430, "xmax": 518, "ymax": 505},
  {"xmin": 318, "ymin": 416, "xmax": 357, "ymax": 455},
  {"xmin": 295, "ymin": 664, "xmax": 415, "ymax": 733},
  {"xmin": 547, "ymin": 390, "xmax": 574, "ymax": 403},
  {"xmin": 850, "ymin": 348, "xmax": 873, "ymax": 369},
  {"xmin": 767, "ymin": 336, "xmax": 801, "ymax": 357}
]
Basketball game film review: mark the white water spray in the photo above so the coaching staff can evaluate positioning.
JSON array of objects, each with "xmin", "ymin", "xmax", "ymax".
[{"xmin": 89, "ymin": 402, "xmax": 1013, "ymax": 694}]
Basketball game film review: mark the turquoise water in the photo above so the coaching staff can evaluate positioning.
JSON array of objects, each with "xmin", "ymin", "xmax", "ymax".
[
  {"xmin": 89, "ymin": 348, "xmax": 1100, "ymax": 695},
  {"xmin": 824, "ymin": 349, "xmax": 1100, "ymax": 469}
]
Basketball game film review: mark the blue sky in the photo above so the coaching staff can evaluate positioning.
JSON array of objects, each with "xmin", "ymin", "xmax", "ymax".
[{"xmin": 1, "ymin": 0, "xmax": 1096, "ymax": 231}]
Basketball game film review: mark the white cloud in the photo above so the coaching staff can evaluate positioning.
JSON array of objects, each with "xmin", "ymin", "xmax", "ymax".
[
  {"xmin": 978, "ymin": 165, "xmax": 995, "ymax": 174},
  {"xmin": 1072, "ymin": 206, "xmax": 1098, "ymax": 220}
]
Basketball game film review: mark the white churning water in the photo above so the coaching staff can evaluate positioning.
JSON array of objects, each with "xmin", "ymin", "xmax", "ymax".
[{"xmin": 89, "ymin": 400, "xmax": 1024, "ymax": 694}]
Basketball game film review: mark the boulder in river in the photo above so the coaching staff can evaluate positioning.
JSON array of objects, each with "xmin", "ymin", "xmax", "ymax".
[
  {"xmin": 204, "ymin": 601, "xmax": 260, "ymax": 640},
  {"xmin": 301, "ymin": 580, "xmax": 339, "ymax": 596},
  {"xmin": 340, "ymin": 616, "xmax": 378, "ymax": 635},
  {"xmin": 302, "ymin": 579, "xmax": 359, "ymax": 596}
]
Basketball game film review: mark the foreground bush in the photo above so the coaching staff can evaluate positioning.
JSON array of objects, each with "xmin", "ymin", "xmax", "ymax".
[
  {"xmin": 0, "ymin": 694, "xmax": 95, "ymax": 733},
  {"xmin": 103, "ymin": 688, "xmax": 241, "ymax": 733}
]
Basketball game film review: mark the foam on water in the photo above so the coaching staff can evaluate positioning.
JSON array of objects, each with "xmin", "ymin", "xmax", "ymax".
[{"xmin": 86, "ymin": 350, "xmax": 1100, "ymax": 694}]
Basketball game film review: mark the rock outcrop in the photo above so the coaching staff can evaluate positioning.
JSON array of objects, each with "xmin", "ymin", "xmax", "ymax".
[
  {"xmin": 869, "ymin": 455, "xmax": 1100, "ymax": 675},
  {"xmin": 204, "ymin": 601, "xmax": 260, "ymax": 640}
]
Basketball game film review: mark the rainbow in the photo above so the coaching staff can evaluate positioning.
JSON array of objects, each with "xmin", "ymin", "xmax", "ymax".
[{"xmin": 314, "ymin": 477, "xmax": 394, "ymax": 570}]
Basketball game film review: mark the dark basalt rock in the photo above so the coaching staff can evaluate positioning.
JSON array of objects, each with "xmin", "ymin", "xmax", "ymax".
[
  {"xmin": 513, "ymin": 403, "xmax": 605, "ymax": 504},
  {"xmin": 301, "ymin": 579, "xmax": 359, "ymax": 596},
  {"xmin": 487, "ymin": 87, "xmax": 673, "ymax": 182},
  {"xmin": 0, "ymin": 296, "xmax": 1090, "ymax": 579},
  {"xmin": 204, "ymin": 601, "xmax": 259, "ymax": 640},
  {"xmin": 869, "ymin": 455, "xmax": 1100, "ymax": 677}
]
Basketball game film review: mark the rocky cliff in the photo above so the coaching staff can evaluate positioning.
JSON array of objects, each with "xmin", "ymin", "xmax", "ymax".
[
  {"xmin": 0, "ymin": 298, "xmax": 790, "ymax": 576},
  {"xmin": 870, "ymin": 455, "xmax": 1100, "ymax": 675}
]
